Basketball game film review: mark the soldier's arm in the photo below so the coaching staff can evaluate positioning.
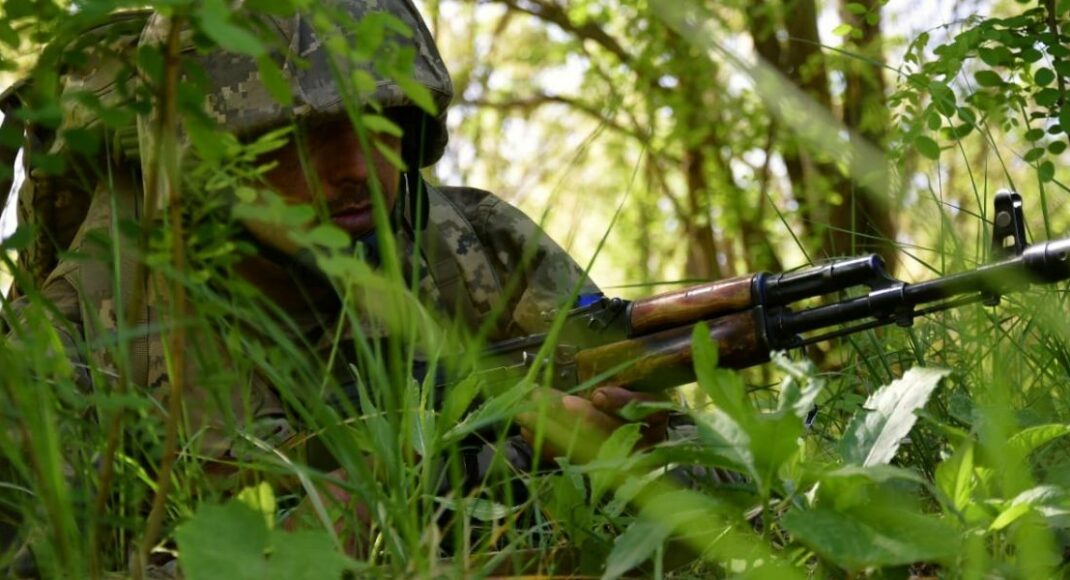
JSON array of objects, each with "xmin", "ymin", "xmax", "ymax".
[
  {"xmin": 441, "ymin": 186, "xmax": 668, "ymax": 461},
  {"xmin": 440, "ymin": 185, "xmax": 600, "ymax": 336}
]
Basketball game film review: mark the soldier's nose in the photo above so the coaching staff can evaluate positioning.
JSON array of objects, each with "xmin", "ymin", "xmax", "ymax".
[{"xmin": 314, "ymin": 125, "xmax": 368, "ymax": 186}]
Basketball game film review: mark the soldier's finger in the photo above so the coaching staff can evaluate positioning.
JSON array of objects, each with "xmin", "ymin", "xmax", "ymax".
[
  {"xmin": 591, "ymin": 385, "xmax": 670, "ymax": 422},
  {"xmin": 516, "ymin": 386, "xmax": 565, "ymax": 426},
  {"xmin": 520, "ymin": 395, "xmax": 624, "ymax": 463},
  {"xmin": 561, "ymin": 393, "xmax": 626, "ymax": 434}
]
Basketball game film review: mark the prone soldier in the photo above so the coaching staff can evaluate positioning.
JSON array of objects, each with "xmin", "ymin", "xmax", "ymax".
[{"xmin": 0, "ymin": 0, "xmax": 669, "ymax": 573}]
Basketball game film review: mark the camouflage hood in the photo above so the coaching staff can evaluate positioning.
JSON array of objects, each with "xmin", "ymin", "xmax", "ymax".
[{"xmin": 139, "ymin": 0, "xmax": 453, "ymax": 166}]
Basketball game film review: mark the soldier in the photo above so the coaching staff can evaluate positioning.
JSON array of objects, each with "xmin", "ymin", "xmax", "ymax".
[{"xmin": 1, "ymin": 0, "xmax": 668, "ymax": 571}]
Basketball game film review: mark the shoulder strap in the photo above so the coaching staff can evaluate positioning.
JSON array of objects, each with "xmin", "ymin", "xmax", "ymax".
[{"xmin": 422, "ymin": 183, "xmax": 504, "ymax": 333}]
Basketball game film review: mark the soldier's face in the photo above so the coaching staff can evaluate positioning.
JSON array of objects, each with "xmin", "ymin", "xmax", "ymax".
[{"xmin": 257, "ymin": 117, "xmax": 403, "ymax": 243}]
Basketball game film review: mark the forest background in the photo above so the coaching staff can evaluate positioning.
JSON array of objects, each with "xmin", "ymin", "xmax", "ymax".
[{"xmin": 2, "ymin": 0, "xmax": 1070, "ymax": 578}]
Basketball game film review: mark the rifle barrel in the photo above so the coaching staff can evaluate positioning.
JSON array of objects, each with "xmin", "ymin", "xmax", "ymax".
[{"xmin": 773, "ymin": 238, "xmax": 1070, "ymax": 339}]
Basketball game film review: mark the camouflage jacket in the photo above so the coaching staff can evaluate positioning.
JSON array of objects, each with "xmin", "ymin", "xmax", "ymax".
[{"xmin": 3, "ymin": 175, "xmax": 598, "ymax": 468}]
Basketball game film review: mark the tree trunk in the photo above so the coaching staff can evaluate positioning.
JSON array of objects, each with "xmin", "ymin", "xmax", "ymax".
[
  {"xmin": 835, "ymin": 0, "xmax": 897, "ymax": 268},
  {"xmin": 683, "ymin": 146, "xmax": 720, "ymax": 280}
]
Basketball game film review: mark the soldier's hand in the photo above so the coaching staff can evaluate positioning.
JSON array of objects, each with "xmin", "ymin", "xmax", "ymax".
[{"xmin": 517, "ymin": 385, "xmax": 670, "ymax": 464}]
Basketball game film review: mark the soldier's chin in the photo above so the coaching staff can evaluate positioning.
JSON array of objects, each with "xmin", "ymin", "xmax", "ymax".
[{"xmin": 241, "ymin": 218, "xmax": 302, "ymax": 257}]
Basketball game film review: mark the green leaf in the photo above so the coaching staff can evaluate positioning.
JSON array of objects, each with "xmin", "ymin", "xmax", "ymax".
[
  {"xmin": 0, "ymin": 20, "xmax": 20, "ymax": 49},
  {"xmin": 16, "ymin": 102, "xmax": 63, "ymax": 129},
  {"xmin": 62, "ymin": 128, "xmax": 101, "ymax": 156},
  {"xmin": 1008, "ymin": 424, "xmax": 1070, "ymax": 458},
  {"xmin": 929, "ymin": 82, "xmax": 955, "ymax": 110},
  {"xmin": 1025, "ymin": 128, "xmax": 1046, "ymax": 141},
  {"xmin": 990, "ymin": 486, "xmax": 1070, "ymax": 531},
  {"xmin": 604, "ymin": 519, "xmax": 670, "ymax": 580},
  {"xmin": 1023, "ymin": 147, "xmax": 1045, "ymax": 162},
  {"xmin": 832, "ymin": 23, "xmax": 854, "ymax": 37},
  {"xmin": 1034, "ymin": 67, "xmax": 1056, "ymax": 86},
  {"xmin": 176, "ymin": 499, "xmax": 354, "ymax": 580},
  {"xmin": 990, "ymin": 502, "xmax": 1032, "ymax": 531},
  {"xmin": 945, "ymin": 124, "xmax": 974, "ymax": 139},
  {"xmin": 771, "ymin": 353, "xmax": 824, "ymax": 420},
  {"xmin": 694, "ymin": 409, "xmax": 758, "ymax": 477},
  {"xmin": 237, "ymin": 482, "xmax": 276, "ymax": 530},
  {"xmin": 915, "ymin": 135, "xmax": 941, "ymax": 160},
  {"xmin": 606, "ymin": 489, "xmax": 730, "ymax": 579},
  {"xmin": 301, "ymin": 225, "xmax": 351, "ymax": 251},
  {"xmin": 974, "ymin": 70, "xmax": 1004, "ymax": 87},
  {"xmin": 29, "ymin": 153, "xmax": 66, "ymax": 175},
  {"xmin": 822, "ymin": 464, "xmax": 928, "ymax": 486},
  {"xmin": 362, "ymin": 114, "xmax": 404, "ymax": 138},
  {"xmin": 782, "ymin": 506, "xmax": 959, "ymax": 570},
  {"xmin": 394, "ymin": 75, "xmax": 437, "ymax": 114},
  {"xmin": 186, "ymin": 121, "xmax": 227, "ymax": 162},
  {"xmin": 1036, "ymin": 88, "xmax": 1060, "ymax": 107},
  {"xmin": 351, "ymin": 70, "xmax": 378, "ymax": 96},
  {"xmin": 176, "ymin": 502, "xmax": 270, "ymax": 580},
  {"xmin": 0, "ymin": 225, "xmax": 33, "ymax": 252},
  {"xmin": 544, "ymin": 473, "xmax": 591, "ymax": 530},
  {"xmin": 926, "ymin": 112, "xmax": 942, "ymax": 131},
  {"xmin": 840, "ymin": 367, "xmax": 950, "ymax": 466},
  {"xmin": 589, "ymin": 423, "xmax": 642, "ymax": 505},
  {"xmin": 692, "ymin": 323, "xmax": 748, "ymax": 423},
  {"xmin": 197, "ymin": 0, "xmax": 266, "ymax": 57},
  {"xmin": 137, "ymin": 45, "xmax": 164, "ymax": 83},
  {"xmin": 440, "ymin": 375, "xmax": 479, "ymax": 430},
  {"xmin": 1020, "ymin": 47, "xmax": 1043, "ymax": 63},
  {"xmin": 978, "ymin": 46, "xmax": 1012, "ymax": 66},
  {"xmin": 1049, "ymin": 141, "xmax": 1068, "ymax": 154},
  {"xmin": 268, "ymin": 530, "xmax": 355, "ymax": 579},
  {"xmin": 1039, "ymin": 161, "xmax": 1055, "ymax": 182},
  {"xmin": 434, "ymin": 497, "xmax": 522, "ymax": 522},
  {"xmin": 935, "ymin": 440, "xmax": 975, "ymax": 512},
  {"xmin": 257, "ymin": 56, "xmax": 293, "ymax": 107},
  {"xmin": 844, "ymin": 3, "xmax": 867, "ymax": 15},
  {"xmin": 374, "ymin": 139, "xmax": 408, "ymax": 171}
]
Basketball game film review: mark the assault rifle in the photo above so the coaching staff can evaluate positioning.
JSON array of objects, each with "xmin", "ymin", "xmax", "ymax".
[{"xmin": 466, "ymin": 191, "xmax": 1070, "ymax": 392}]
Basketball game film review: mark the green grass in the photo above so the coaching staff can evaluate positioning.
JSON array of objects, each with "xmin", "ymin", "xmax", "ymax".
[{"xmin": 3, "ymin": 1, "xmax": 1070, "ymax": 578}]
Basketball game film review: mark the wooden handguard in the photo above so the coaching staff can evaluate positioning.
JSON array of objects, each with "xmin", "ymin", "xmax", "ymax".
[
  {"xmin": 626, "ymin": 274, "xmax": 758, "ymax": 337},
  {"xmin": 574, "ymin": 310, "xmax": 769, "ymax": 392}
]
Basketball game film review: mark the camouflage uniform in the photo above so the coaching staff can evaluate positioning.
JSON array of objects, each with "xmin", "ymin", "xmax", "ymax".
[{"xmin": 1, "ymin": 0, "xmax": 597, "ymax": 481}]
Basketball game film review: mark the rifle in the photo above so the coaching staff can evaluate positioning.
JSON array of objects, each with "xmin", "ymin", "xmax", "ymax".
[{"xmin": 468, "ymin": 191, "xmax": 1070, "ymax": 393}]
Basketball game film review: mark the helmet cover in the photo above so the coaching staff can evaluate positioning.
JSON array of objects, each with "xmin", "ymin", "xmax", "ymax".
[{"xmin": 139, "ymin": 0, "xmax": 453, "ymax": 167}]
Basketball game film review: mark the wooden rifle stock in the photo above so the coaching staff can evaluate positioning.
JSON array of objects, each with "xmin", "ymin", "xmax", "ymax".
[
  {"xmin": 574, "ymin": 309, "xmax": 769, "ymax": 392},
  {"xmin": 626, "ymin": 274, "xmax": 758, "ymax": 336}
]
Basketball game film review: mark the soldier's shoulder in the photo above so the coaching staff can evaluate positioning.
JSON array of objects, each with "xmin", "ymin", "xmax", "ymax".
[
  {"xmin": 432, "ymin": 184, "xmax": 523, "ymax": 235},
  {"xmin": 434, "ymin": 185, "xmax": 501, "ymax": 217}
]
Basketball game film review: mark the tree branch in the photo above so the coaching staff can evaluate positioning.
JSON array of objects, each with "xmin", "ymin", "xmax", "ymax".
[
  {"xmin": 460, "ymin": 93, "xmax": 682, "ymax": 165},
  {"xmin": 483, "ymin": 0, "xmax": 635, "ymax": 66}
]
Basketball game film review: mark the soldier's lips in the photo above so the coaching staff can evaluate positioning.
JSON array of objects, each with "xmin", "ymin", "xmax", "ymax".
[{"xmin": 330, "ymin": 206, "xmax": 373, "ymax": 236}]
